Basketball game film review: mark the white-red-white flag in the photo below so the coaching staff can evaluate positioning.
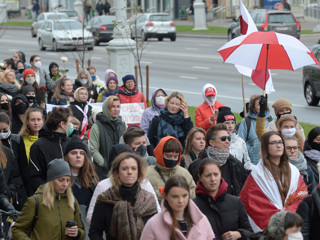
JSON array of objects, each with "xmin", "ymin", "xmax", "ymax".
[{"xmin": 239, "ymin": 0, "xmax": 257, "ymax": 35}]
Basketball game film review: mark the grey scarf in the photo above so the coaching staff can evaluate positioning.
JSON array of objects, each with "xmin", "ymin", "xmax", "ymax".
[
  {"xmin": 289, "ymin": 151, "xmax": 308, "ymax": 180},
  {"xmin": 206, "ymin": 146, "xmax": 229, "ymax": 166}
]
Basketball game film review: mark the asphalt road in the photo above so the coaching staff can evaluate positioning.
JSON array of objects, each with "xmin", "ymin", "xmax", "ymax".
[{"xmin": 1, "ymin": 28, "xmax": 320, "ymax": 125}]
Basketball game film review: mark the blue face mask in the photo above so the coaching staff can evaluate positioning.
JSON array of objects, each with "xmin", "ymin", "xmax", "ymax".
[
  {"xmin": 66, "ymin": 123, "xmax": 74, "ymax": 137},
  {"xmin": 91, "ymin": 75, "xmax": 96, "ymax": 81}
]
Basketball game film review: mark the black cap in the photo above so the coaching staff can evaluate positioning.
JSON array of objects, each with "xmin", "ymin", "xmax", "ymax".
[
  {"xmin": 217, "ymin": 106, "xmax": 235, "ymax": 123},
  {"xmin": 64, "ymin": 135, "xmax": 88, "ymax": 156}
]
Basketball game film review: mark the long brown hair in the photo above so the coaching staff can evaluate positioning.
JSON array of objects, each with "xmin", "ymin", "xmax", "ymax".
[
  {"xmin": 183, "ymin": 127, "xmax": 206, "ymax": 155},
  {"xmin": 164, "ymin": 176, "xmax": 193, "ymax": 240},
  {"xmin": 261, "ymin": 131, "xmax": 291, "ymax": 204},
  {"xmin": 64, "ymin": 151, "xmax": 99, "ymax": 189},
  {"xmin": 19, "ymin": 107, "xmax": 44, "ymax": 136},
  {"xmin": 52, "ymin": 78, "xmax": 73, "ymax": 104}
]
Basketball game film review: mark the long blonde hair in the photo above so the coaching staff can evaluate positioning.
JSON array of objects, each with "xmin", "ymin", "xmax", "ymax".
[
  {"xmin": 42, "ymin": 180, "xmax": 74, "ymax": 211},
  {"xmin": 52, "ymin": 78, "xmax": 73, "ymax": 104},
  {"xmin": 0, "ymin": 69, "xmax": 20, "ymax": 88}
]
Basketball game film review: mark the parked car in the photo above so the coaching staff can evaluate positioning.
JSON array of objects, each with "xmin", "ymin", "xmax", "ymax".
[
  {"xmin": 86, "ymin": 16, "xmax": 116, "ymax": 45},
  {"xmin": 302, "ymin": 44, "xmax": 320, "ymax": 106},
  {"xmin": 54, "ymin": 9, "xmax": 81, "ymax": 22},
  {"xmin": 31, "ymin": 12, "xmax": 68, "ymax": 38},
  {"xmin": 227, "ymin": 10, "xmax": 255, "ymax": 40},
  {"xmin": 37, "ymin": 19, "xmax": 94, "ymax": 51},
  {"xmin": 230, "ymin": 9, "xmax": 301, "ymax": 39},
  {"xmin": 130, "ymin": 13, "xmax": 176, "ymax": 41}
]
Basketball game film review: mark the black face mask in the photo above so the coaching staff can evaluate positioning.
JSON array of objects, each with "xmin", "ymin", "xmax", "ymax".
[
  {"xmin": 163, "ymin": 158, "xmax": 179, "ymax": 168},
  {"xmin": 18, "ymin": 69, "xmax": 24, "ymax": 74},
  {"xmin": 71, "ymin": 129, "xmax": 81, "ymax": 136},
  {"xmin": 0, "ymin": 103, "xmax": 8, "ymax": 111},
  {"xmin": 26, "ymin": 96, "xmax": 36, "ymax": 104},
  {"xmin": 134, "ymin": 144, "xmax": 147, "ymax": 157},
  {"xmin": 14, "ymin": 102, "xmax": 28, "ymax": 114},
  {"xmin": 277, "ymin": 111, "xmax": 291, "ymax": 119},
  {"xmin": 310, "ymin": 142, "xmax": 320, "ymax": 151}
]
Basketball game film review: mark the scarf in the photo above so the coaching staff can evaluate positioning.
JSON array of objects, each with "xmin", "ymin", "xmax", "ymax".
[
  {"xmin": 118, "ymin": 87, "xmax": 139, "ymax": 96},
  {"xmin": 304, "ymin": 149, "xmax": 320, "ymax": 162},
  {"xmin": 0, "ymin": 82, "xmax": 18, "ymax": 94},
  {"xmin": 158, "ymin": 108, "xmax": 185, "ymax": 142},
  {"xmin": 289, "ymin": 152, "xmax": 308, "ymax": 180},
  {"xmin": 206, "ymin": 146, "xmax": 229, "ymax": 166},
  {"xmin": 97, "ymin": 185, "xmax": 158, "ymax": 240},
  {"xmin": 102, "ymin": 86, "xmax": 119, "ymax": 97}
]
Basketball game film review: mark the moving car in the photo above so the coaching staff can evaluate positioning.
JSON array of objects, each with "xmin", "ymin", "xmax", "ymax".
[
  {"xmin": 302, "ymin": 44, "xmax": 320, "ymax": 106},
  {"xmin": 130, "ymin": 13, "xmax": 176, "ymax": 41},
  {"xmin": 37, "ymin": 19, "xmax": 94, "ymax": 51},
  {"xmin": 229, "ymin": 9, "xmax": 301, "ymax": 39},
  {"xmin": 31, "ymin": 12, "xmax": 68, "ymax": 38},
  {"xmin": 86, "ymin": 16, "xmax": 116, "ymax": 45},
  {"xmin": 54, "ymin": 9, "xmax": 81, "ymax": 22}
]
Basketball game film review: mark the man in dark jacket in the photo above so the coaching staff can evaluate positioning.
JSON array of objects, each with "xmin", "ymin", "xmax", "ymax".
[
  {"xmin": 96, "ymin": 0, "xmax": 104, "ymax": 15},
  {"xmin": 188, "ymin": 123, "xmax": 248, "ymax": 196},
  {"xmin": 27, "ymin": 107, "xmax": 73, "ymax": 193},
  {"xmin": 104, "ymin": 0, "xmax": 111, "ymax": 15}
]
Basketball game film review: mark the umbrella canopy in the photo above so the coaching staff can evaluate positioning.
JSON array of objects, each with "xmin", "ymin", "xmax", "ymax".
[{"xmin": 218, "ymin": 31, "xmax": 320, "ymax": 71}]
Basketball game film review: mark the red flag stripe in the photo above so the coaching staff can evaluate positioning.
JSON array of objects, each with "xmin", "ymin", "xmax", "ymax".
[
  {"xmin": 218, "ymin": 45, "xmax": 240, "ymax": 61},
  {"xmin": 240, "ymin": 16, "xmax": 248, "ymax": 35}
]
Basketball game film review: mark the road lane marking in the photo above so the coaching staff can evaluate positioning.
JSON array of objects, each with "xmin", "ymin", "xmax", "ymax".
[
  {"xmin": 192, "ymin": 66, "xmax": 210, "ymax": 69},
  {"xmin": 179, "ymin": 76, "xmax": 198, "ymax": 79},
  {"xmin": 145, "ymin": 50, "xmax": 221, "ymax": 60},
  {"xmin": 185, "ymin": 47, "xmax": 198, "ymax": 50},
  {"xmin": 140, "ymin": 61, "xmax": 152, "ymax": 64},
  {"xmin": 91, "ymin": 57, "xmax": 102, "ymax": 59},
  {"xmin": 8, "ymin": 49, "xmax": 18, "ymax": 52}
]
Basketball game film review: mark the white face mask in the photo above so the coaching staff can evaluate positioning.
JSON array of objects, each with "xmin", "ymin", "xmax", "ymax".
[
  {"xmin": 26, "ymin": 77, "xmax": 36, "ymax": 85},
  {"xmin": 288, "ymin": 232, "xmax": 303, "ymax": 240},
  {"xmin": 155, "ymin": 96, "xmax": 165, "ymax": 106},
  {"xmin": 34, "ymin": 61, "xmax": 41, "ymax": 68},
  {"xmin": 0, "ymin": 130, "xmax": 11, "ymax": 140},
  {"xmin": 282, "ymin": 128, "xmax": 296, "ymax": 137},
  {"xmin": 80, "ymin": 79, "xmax": 88, "ymax": 85}
]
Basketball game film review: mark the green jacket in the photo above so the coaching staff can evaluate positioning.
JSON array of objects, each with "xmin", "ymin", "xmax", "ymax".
[
  {"xmin": 12, "ymin": 185, "xmax": 85, "ymax": 240},
  {"xmin": 146, "ymin": 162, "xmax": 196, "ymax": 203}
]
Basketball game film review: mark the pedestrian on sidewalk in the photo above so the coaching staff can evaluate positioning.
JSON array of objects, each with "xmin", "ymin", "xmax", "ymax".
[{"xmin": 33, "ymin": 1, "xmax": 40, "ymax": 21}]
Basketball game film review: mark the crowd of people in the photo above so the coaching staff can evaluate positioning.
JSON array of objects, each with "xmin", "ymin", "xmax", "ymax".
[{"xmin": 0, "ymin": 52, "xmax": 320, "ymax": 240}]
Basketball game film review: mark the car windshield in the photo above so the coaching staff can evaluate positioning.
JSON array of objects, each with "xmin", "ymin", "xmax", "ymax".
[
  {"xmin": 61, "ymin": 11, "xmax": 78, "ymax": 17},
  {"xmin": 268, "ymin": 13, "xmax": 295, "ymax": 23},
  {"xmin": 149, "ymin": 15, "xmax": 172, "ymax": 21},
  {"xmin": 47, "ymin": 14, "xmax": 67, "ymax": 19},
  {"xmin": 99, "ymin": 16, "xmax": 116, "ymax": 24},
  {"xmin": 54, "ymin": 21, "xmax": 82, "ymax": 30}
]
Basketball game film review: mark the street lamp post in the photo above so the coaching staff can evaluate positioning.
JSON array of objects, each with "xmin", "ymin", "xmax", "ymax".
[
  {"xmin": 0, "ymin": 0, "xmax": 7, "ymax": 23},
  {"xmin": 193, "ymin": 0, "xmax": 208, "ymax": 30},
  {"xmin": 106, "ymin": 0, "xmax": 135, "ymax": 80}
]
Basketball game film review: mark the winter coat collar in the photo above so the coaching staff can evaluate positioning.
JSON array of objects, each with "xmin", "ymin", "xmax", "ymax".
[
  {"xmin": 38, "ymin": 125, "xmax": 67, "ymax": 141},
  {"xmin": 195, "ymin": 178, "xmax": 228, "ymax": 200}
]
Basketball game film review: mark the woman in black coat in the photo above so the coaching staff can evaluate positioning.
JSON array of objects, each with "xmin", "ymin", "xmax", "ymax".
[{"xmin": 193, "ymin": 158, "xmax": 253, "ymax": 240}]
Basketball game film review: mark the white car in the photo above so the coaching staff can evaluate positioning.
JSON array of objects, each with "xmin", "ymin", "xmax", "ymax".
[{"xmin": 37, "ymin": 19, "xmax": 94, "ymax": 51}]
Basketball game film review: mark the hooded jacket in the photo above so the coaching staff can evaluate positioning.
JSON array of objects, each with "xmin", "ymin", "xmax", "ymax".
[
  {"xmin": 28, "ymin": 125, "xmax": 70, "ymax": 193},
  {"xmin": 146, "ymin": 136, "xmax": 196, "ymax": 203},
  {"xmin": 11, "ymin": 94, "xmax": 29, "ymax": 134},
  {"xmin": 140, "ymin": 200, "xmax": 215, "ymax": 240},
  {"xmin": 195, "ymin": 84, "xmax": 225, "ymax": 132},
  {"xmin": 194, "ymin": 179, "xmax": 253, "ymax": 240},
  {"xmin": 140, "ymin": 88, "xmax": 166, "ymax": 135},
  {"xmin": 89, "ymin": 99, "xmax": 127, "ymax": 180},
  {"xmin": 12, "ymin": 185, "xmax": 85, "ymax": 240}
]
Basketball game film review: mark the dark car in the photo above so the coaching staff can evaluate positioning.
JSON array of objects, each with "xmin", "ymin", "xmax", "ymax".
[
  {"xmin": 227, "ymin": 10, "xmax": 255, "ymax": 40},
  {"xmin": 86, "ymin": 16, "xmax": 116, "ymax": 45},
  {"xmin": 230, "ymin": 9, "xmax": 301, "ymax": 39},
  {"xmin": 302, "ymin": 44, "xmax": 320, "ymax": 106}
]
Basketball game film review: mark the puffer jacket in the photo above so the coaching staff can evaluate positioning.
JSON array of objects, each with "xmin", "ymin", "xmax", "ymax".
[
  {"xmin": 146, "ymin": 136, "xmax": 196, "ymax": 203},
  {"xmin": 27, "ymin": 125, "xmax": 70, "ymax": 193},
  {"xmin": 12, "ymin": 185, "xmax": 85, "ymax": 240},
  {"xmin": 118, "ymin": 86, "xmax": 147, "ymax": 109},
  {"xmin": 238, "ymin": 112, "xmax": 272, "ymax": 165},
  {"xmin": 195, "ymin": 84, "xmax": 225, "ymax": 132},
  {"xmin": 193, "ymin": 179, "xmax": 253, "ymax": 240}
]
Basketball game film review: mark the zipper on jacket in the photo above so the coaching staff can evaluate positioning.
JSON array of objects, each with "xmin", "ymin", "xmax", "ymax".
[
  {"xmin": 57, "ymin": 196, "xmax": 63, "ymax": 240},
  {"xmin": 59, "ymin": 138, "xmax": 63, "ymax": 158}
]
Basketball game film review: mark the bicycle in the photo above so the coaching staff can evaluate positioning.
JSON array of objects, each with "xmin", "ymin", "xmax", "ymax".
[{"xmin": 0, "ymin": 210, "xmax": 19, "ymax": 240}]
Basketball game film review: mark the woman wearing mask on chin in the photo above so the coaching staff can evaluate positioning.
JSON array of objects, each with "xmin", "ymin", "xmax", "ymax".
[
  {"xmin": 74, "ymin": 69, "xmax": 97, "ymax": 103},
  {"xmin": 11, "ymin": 94, "xmax": 29, "ymax": 134},
  {"xmin": 140, "ymin": 88, "xmax": 167, "ymax": 136},
  {"xmin": 0, "ymin": 93, "xmax": 11, "ymax": 118},
  {"xmin": 195, "ymin": 84, "xmax": 225, "ymax": 132},
  {"xmin": 0, "ymin": 69, "xmax": 20, "ymax": 99}
]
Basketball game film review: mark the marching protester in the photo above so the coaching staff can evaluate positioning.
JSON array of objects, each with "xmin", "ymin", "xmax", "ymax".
[
  {"xmin": 51, "ymin": 78, "xmax": 74, "ymax": 105},
  {"xmin": 303, "ymin": 126, "xmax": 320, "ymax": 182},
  {"xmin": 0, "ymin": 69, "xmax": 20, "ymax": 99},
  {"xmin": 239, "ymin": 131, "xmax": 308, "ymax": 232},
  {"xmin": 148, "ymin": 91, "xmax": 193, "ymax": 149},
  {"xmin": 0, "ymin": 93, "xmax": 11, "ymax": 117},
  {"xmin": 217, "ymin": 106, "xmax": 254, "ymax": 171},
  {"xmin": 180, "ymin": 127, "xmax": 206, "ymax": 169},
  {"xmin": 13, "ymin": 51, "xmax": 27, "ymax": 67},
  {"xmin": 20, "ymin": 69, "xmax": 43, "ymax": 105},
  {"xmin": 48, "ymin": 62, "xmax": 67, "ymax": 102},
  {"xmin": 97, "ymin": 76, "xmax": 119, "ymax": 102},
  {"xmin": 140, "ymin": 175, "xmax": 215, "ymax": 240},
  {"xmin": 10, "ymin": 94, "xmax": 29, "ymax": 134},
  {"xmin": 140, "ymin": 88, "xmax": 167, "ymax": 136},
  {"xmin": 15, "ymin": 60, "xmax": 25, "ymax": 84},
  {"xmin": 89, "ymin": 96, "xmax": 127, "ymax": 180},
  {"xmin": 195, "ymin": 83, "xmax": 225, "ymax": 132},
  {"xmin": 87, "ymin": 66, "xmax": 103, "ymax": 93},
  {"xmin": 194, "ymin": 158, "xmax": 253, "ymax": 240},
  {"xmin": 89, "ymin": 152, "xmax": 158, "ymax": 240},
  {"xmin": 74, "ymin": 69, "xmax": 98, "ymax": 102},
  {"xmin": 12, "ymin": 158, "xmax": 85, "ymax": 240},
  {"xmin": 2, "ymin": 58, "xmax": 15, "ymax": 70}
]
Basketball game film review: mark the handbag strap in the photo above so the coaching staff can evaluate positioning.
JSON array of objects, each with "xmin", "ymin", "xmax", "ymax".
[{"xmin": 154, "ymin": 165, "xmax": 166, "ymax": 184}]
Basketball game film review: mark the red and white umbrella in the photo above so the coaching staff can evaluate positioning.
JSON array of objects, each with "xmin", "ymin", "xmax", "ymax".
[{"xmin": 218, "ymin": 31, "xmax": 320, "ymax": 71}]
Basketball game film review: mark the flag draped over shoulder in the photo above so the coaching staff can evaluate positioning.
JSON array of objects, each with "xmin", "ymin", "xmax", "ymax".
[{"xmin": 239, "ymin": 160, "xmax": 308, "ymax": 232}]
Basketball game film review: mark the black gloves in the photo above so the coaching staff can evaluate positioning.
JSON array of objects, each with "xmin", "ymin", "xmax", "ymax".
[{"xmin": 259, "ymin": 95, "xmax": 268, "ymax": 117}]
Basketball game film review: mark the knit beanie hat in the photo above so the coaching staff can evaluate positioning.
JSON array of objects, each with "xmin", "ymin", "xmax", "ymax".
[
  {"xmin": 265, "ymin": 211, "xmax": 288, "ymax": 240},
  {"xmin": 47, "ymin": 158, "xmax": 71, "ymax": 182},
  {"xmin": 272, "ymin": 98, "xmax": 292, "ymax": 116},
  {"xmin": 104, "ymin": 69, "xmax": 116, "ymax": 82},
  {"xmin": 217, "ymin": 107, "xmax": 236, "ymax": 124},
  {"xmin": 106, "ymin": 76, "xmax": 118, "ymax": 86},
  {"xmin": 277, "ymin": 114, "xmax": 297, "ymax": 128},
  {"xmin": 21, "ymin": 86, "xmax": 36, "ymax": 96},
  {"xmin": 122, "ymin": 74, "xmax": 136, "ymax": 85},
  {"xmin": 64, "ymin": 135, "xmax": 89, "ymax": 156},
  {"xmin": 23, "ymin": 69, "xmax": 35, "ymax": 80}
]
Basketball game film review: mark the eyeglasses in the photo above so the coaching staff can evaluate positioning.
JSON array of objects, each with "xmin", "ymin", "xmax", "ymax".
[
  {"xmin": 269, "ymin": 141, "xmax": 284, "ymax": 146},
  {"xmin": 285, "ymin": 146, "xmax": 299, "ymax": 151},
  {"xmin": 218, "ymin": 135, "xmax": 231, "ymax": 142}
]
